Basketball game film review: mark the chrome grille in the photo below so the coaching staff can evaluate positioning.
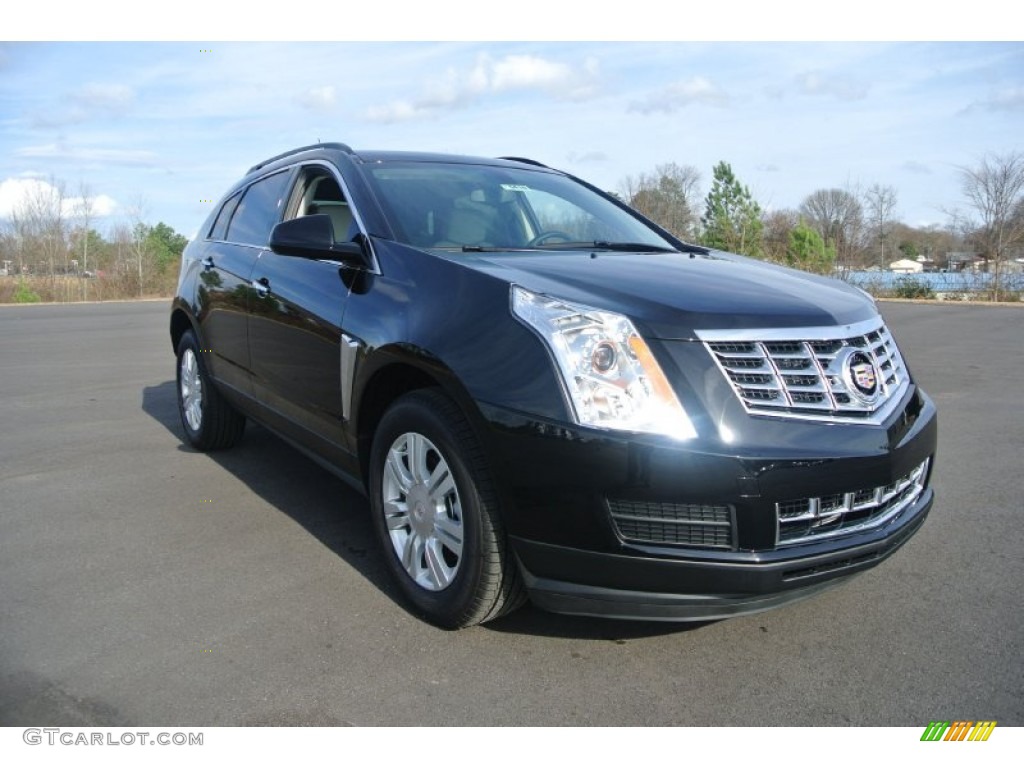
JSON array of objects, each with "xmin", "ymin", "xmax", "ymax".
[
  {"xmin": 776, "ymin": 458, "xmax": 930, "ymax": 545},
  {"xmin": 698, "ymin": 318, "xmax": 910, "ymax": 424},
  {"xmin": 608, "ymin": 500, "xmax": 733, "ymax": 549}
]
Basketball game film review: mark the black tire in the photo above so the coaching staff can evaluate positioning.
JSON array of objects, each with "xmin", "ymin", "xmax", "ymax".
[
  {"xmin": 175, "ymin": 329, "xmax": 245, "ymax": 451},
  {"xmin": 368, "ymin": 389, "xmax": 526, "ymax": 629}
]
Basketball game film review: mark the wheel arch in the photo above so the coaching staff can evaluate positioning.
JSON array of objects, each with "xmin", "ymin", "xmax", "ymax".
[
  {"xmin": 353, "ymin": 347, "xmax": 491, "ymax": 489},
  {"xmin": 169, "ymin": 302, "xmax": 200, "ymax": 354}
]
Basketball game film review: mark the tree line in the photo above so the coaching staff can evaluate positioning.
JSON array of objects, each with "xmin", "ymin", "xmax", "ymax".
[
  {"xmin": 0, "ymin": 180, "xmax": 187, "ymax": 303},
  {"xmin": 3, "ymin": 152, "xmax": 1022, "ymax": 302},
  {"xmin": 620, "ymin": 151, "xmax": 1024, "ymax": 299}
]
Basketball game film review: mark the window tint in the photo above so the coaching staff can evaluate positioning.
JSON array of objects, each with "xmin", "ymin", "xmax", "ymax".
[
  {"xmin": 208, "ymin": 192, "xmax": 241, "ymax": 241},
  {"xmin": 226, "ymin": 171, "xmax": 291, "ymax": 247},
  {"xmin": 519, "ymin": 188, "xmax": 619, "ymax": 243},
  {"xmin": 364, "ymin": 162, "xmax": 671, "ymax": 250},
  {"xmin": 288, "ymin": 168, "xmax": 359, "ymax": 243}
]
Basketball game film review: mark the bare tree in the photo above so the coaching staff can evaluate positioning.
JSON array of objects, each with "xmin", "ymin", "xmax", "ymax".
[
  {"xmin": 620, "ymin": 162, "xmax": 702, "ymax": 240},
  {"xmin": 958, "ymin": 151, "xmax": 1024, "ymax": 299},
  {"xmin": 8, "ymin": 178, "xmax": 67, "ymax": 280},
  {"xmin": 0, "ymin": 223, "xmax": 15, "ymax": 276},
  {"xmin": 799, "ymin": 187, "xmax": 864, "ymax": 267},
  {"xmin": 7, "ymin": 206, "xmax": 29, "ymax": 275},
  {"xmin": 761, "ymin": 209, "xmax": 800, "ymax": 264},
  {"xmin": 864, "ymin": 184, "xmax": 898, "ymax": 267},
  {"xmin": 125, "ymin": 196, "xmax": 149, "ymax": 297},
  {"xmin": 74, "ymin": 182, "xmax": 97, "ymax": 299}
]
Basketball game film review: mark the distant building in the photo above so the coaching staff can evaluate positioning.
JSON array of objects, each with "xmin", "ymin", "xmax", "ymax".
[
  {"xmin": 890, "ymin": 258, "xmax": 923, "ymax": 274},
  {"xmin": 945, "ymin": 252, "xmax": 983, "ymax": 272}
]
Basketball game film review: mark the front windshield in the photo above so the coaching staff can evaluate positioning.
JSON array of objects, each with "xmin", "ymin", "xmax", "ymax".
[{"xmin": 362, "ymin": 161, "xmax": 675, "ymax": 252}]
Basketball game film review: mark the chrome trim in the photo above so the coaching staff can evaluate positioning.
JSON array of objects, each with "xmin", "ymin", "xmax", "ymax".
[
  {"xmin": 340, "ymin": 333, "xmax": 361, "ymax": 420},
  {"xmin": 697, "ymin": 317, "xmax": 910, "ymax": 425},
  {"xmin": 696, "ymin": 316, "xmax": 890, "ymax": 343},
  {"xmin": 381, "ymin": 431, "xmax": 464, "ymax": 591},
  {"xmin": 776, "ymin": 458, "xmax": 930, "ymax": 546},
  {"xmin": 301, "ymin": 162, "xmax": 381, "ymax": 275}
]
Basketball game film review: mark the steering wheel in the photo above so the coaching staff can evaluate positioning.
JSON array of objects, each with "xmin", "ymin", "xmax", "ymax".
[{"xmin": 527, "ymin": 231, "xmax": 575, "ymax": 247}]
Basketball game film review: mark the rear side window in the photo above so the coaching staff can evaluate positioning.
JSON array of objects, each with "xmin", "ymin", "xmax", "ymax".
[
  {"xmin": 208, "ymin": 192, "xmax": 241, "ymax": 241},
  {"xmin": 226, "ymin": 171, "xmax": 291, "ymax": 247}
]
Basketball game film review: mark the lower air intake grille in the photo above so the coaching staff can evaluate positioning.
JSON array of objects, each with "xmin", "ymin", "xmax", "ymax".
[
  {"xmin": 776, "ymin": 458, "xmax": 930, "ymax": 546},
  {"xmin": 608, "ymin": 500, "xmax": 733, "ymax": 549}
]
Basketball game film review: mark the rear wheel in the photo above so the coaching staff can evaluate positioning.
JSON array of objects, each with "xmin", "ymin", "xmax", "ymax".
[
  {"xmin": 175, "ymin": 330, "xmax": 245, "ymax": 451},
  {"xmin": 369, "ymin": 389, "xmax": 525, "ymax": 628}
]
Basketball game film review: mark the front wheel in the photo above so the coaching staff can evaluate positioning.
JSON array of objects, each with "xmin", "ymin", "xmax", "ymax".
[{"xmin": 368, "ymin": 389, "xmax": 525, "ymax": 628}]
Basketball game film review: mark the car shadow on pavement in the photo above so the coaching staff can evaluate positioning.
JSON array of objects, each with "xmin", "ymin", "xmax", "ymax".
[
  {"xmin": 141, "ymin": 380, "xmax": 400, "ymax": 602},
  {"xmin": 142, "ymin": 380, "xmax": 712, "ymax": 639}
]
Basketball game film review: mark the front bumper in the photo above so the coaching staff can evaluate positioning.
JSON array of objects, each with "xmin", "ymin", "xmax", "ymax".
[
  {"xmin": 477, "ymin": 386, "xmax": 937, "ymax": 621},
  {"xmin": 515, "ymin": 486, "xmax": 931, "ymax": 621}
]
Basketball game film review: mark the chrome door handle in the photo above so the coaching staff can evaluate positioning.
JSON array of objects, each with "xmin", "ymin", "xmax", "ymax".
[{"xmin": 252, "ymin": 277, "xmax": 270, "ymax": 297}]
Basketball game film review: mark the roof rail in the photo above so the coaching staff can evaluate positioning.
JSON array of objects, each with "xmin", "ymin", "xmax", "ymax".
[
  {"xmin": 498, "ymin": 156, "xmax": 549, "ymax": 169},
  {"xmin": 248, "ymin": 142, "xmax": 354, "ymax": 173}
]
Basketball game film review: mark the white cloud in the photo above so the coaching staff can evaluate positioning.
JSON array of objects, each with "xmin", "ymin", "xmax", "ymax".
[
  {"xmin": 364, "ymin": 52, "xmax": 601, "ymax": 123},
  {"xmin": 0, "ymin": 177, "xmax": 117, "ymax": 219},
  {"xmin": 966, "ymin": 86, "xmax": 1024, "ymax": 113},
  {"xmin": 628, "ymin": 76, "xmax": 729, "ymax": 114},
  {"xmin": 490, "ymin": 55, "xmax": 572, "ymax": 91},
  {"xmin": 66, "ymin": 193, "xmax": 118, "ymax": 217},
  {"xmin": 567, "ymin": 150, "xmax": 609, "ymax": 164},
  {"xmin": 795, "ymin": 70, "xmax": 868, "ymax": 101},
  {"xmin": 31, "ymin": 82, "xmax": 136, "ymax": 127},
  {"xmin": 364, "ymin": 100, "xmax": 427, "ymax": 123},
  {"xmin": 902, "ymin": 161, "xmax": 932, "ymax": 175},
  {"xmin": 295, "ymin": 85, "xmax": 337, "ymax": 111},
  {"xmin": 0, "ymin": 178, "xmax": 56, "ymax": 218},
  {"xmin": 72, "ymin": 83, "xmax": 135, "ymax": 110},
  {"xmin": 15, "ymin": 142, "xmax": 158, "ymax": 167}
]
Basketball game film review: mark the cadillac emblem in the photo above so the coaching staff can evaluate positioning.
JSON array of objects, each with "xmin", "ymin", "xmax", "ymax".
[{"xmin": 839, "ymin": 349, "xmax": 881, "ymax": 406}]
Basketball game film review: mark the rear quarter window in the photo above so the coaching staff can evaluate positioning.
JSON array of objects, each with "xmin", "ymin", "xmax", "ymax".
[{"xmin": 208, "ymin": 191, "xmax": 241, "ymax": 241}]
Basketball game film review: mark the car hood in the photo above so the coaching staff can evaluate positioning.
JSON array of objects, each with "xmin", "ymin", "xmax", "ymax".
[{"xmin": 457, "ymin": 249, "xmax": 877, "ymax": 339}]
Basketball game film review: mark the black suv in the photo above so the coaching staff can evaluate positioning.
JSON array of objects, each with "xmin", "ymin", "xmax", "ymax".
[{"xmin": 170, "ymin": 143, "xmax": 936, "ymax": 628}]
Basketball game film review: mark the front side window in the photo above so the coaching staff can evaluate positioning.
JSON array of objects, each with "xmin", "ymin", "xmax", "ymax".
[
  {"xmin": 285, "ymin": 168, "xmax": 359, "ymax": 243},
  {"xmin": 226, "ymin": 170, "xmax": 291, "ymax": 247}
]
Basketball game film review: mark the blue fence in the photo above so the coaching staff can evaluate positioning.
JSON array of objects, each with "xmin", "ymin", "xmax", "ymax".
[{"xmin": 839, "ymin": 270, "xmax": 1024, "ymax": 295}]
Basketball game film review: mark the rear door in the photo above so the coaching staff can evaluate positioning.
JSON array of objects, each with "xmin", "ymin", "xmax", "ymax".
[{"xmin": 194, "ymin": 170, "xmax": 292, "ymax": 396}]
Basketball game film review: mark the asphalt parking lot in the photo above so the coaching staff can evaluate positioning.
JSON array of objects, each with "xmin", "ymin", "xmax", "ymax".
[{"xmin": 1, "ymin": 299, "xmax": 1021, "ymax": 726}]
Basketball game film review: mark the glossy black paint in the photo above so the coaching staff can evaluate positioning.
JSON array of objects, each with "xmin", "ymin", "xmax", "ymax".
[
  {"xmin": 170, "ymin": 144, "xmax": 938, "ymax": 621},
  {"xmin": 248, "ymin": 250, "xmax": 349, "ymax": 444},
  {"xmin": 463, "ymin": 250, "xmax": 876, "ymax": 338},
  {"xmin": 473, "ymin": 386, "xmax": 935, "ymax": 549},
  {"xmin": 193, "ymin": 240, "xmax": 260, "ymax": 395},
  {"xmin": 269, "ymin": 215, "xmax": 368, "ymax": 264}
]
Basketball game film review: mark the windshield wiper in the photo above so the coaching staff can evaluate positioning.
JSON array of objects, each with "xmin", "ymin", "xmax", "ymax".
[
  {"xmin": 438, "ymin": 242, "xmax": 685, "ymax": 254},
  {"xmin": 529, "ymin": 240, "xmax": 680, "ymax": 253},
  {"xmin": 591, "ymin": 241, "xmax": 679, "ymax": 253}
]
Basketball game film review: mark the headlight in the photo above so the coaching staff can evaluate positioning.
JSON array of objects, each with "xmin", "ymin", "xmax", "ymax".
[{"xmin": 511, "ymin": 285, "xmax": 697, "ymax": 439}]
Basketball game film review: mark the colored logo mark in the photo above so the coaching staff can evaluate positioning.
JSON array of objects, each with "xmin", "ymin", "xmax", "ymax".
[{"xmin": 920, "ymin": 721, "xmax": 996, "ymax": 742}]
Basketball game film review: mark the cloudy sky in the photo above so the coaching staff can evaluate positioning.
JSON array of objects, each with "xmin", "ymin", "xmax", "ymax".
[{"xmin": 1, "ymin": 26, "xmax": 1021, "ymax": 239}]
